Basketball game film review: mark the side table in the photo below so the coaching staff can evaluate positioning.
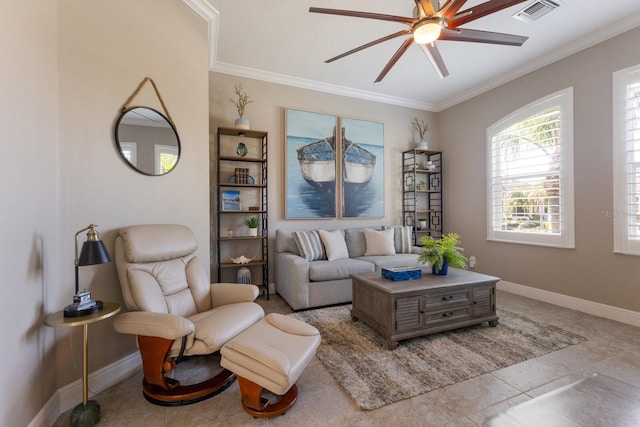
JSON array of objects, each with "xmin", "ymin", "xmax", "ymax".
[{"xmin": 45, "ymin": 302, "xmax": 120, "ymax": 427}]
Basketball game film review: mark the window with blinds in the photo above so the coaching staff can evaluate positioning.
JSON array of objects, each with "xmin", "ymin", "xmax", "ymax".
[
  {"xmin": 613, "ymin": 65, "xmax": 640, "ymax": 255},
  {"xmin": 487, "ymin": 88, "xmax": 574, "ymax": 248},
  {"xmin": 154, "ymin": 144, "xmax": 179, "ymax": 175}
]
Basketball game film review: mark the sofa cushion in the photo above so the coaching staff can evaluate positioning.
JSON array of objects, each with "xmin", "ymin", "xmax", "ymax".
[
  {"xmin": 364, "ymin": 228, "xmax": 396, "ymax": 256},
  {"xmin": 356, "ymin": 253, "xmax": 424, "ymax": 270},
  {"xmin": 318, "ymin": 229, "xmax": 349, "ymax": 260},
  {"xmin": 344, "ymin": 228, "xmax": 366, "ymax": 258},
  {"xmin": 275, "ymin": 229, "xmax": 300, "ymax": 255},
  {"xmin": 308, "ymin": 258, "xmax": 374, "ymax": 282},
  {"xmin": 292, "ymin": 230, "xmax": 326, "ymax": 261}
]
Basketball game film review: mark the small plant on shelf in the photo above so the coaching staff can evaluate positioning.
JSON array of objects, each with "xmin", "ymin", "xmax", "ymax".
[
  {"xmin": 229, "ymin": 83, "xmax": 252, "ymax": 118},
  {"xmin": 412, "ymin": 117, "xmax": 428, "ymax": 140},
  {"xmin": 418, "ymin": 232, "xmax": 467, "ymax": 275},
  {"xmin": 244, "ymin": 216, "xmax": 259, "ymax": 228},
  {"xmin": 244, "ymin": 216, "xmax": 259, "ymax": 237}
]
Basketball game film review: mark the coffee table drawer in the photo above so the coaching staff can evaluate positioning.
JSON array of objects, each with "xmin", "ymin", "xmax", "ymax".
[
  {"xmin": 425, "ymin": 289, "xmax": 471, "ymax": 309},
  {"xmin": 425, "ymin": 307, "xmax": 471, "ymax": 326}
]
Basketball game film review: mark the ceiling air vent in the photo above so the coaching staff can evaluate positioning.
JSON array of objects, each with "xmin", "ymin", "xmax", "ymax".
[{"xmin": 513, "ymin": 0, "xmax": 559, "ymax": 23}]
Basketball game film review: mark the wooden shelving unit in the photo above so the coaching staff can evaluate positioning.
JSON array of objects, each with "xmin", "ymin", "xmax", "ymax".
[
  {"xmin": 215, "ymin": 127, "xmax": 268, "ymax": 299},
  {"xmin": 402, "ymin": 149, "xmax": 443, "ymax": 245}
]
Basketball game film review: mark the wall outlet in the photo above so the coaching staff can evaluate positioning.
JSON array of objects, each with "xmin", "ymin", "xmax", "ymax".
[{"xmin": 469, "ymin": 256, "xmax": 476, "ymax": 268}]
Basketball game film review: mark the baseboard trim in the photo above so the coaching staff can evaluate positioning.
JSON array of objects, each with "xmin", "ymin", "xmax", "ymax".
[
  {"xmin": 28, "ymin": 352, "xmax": 141, "ymax": 427},
  {"xmin": 498, "ymin": 280, "xmax": 640, "ymax": 328}
]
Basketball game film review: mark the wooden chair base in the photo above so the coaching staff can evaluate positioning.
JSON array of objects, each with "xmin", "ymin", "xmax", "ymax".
[
  {"xmin": 143, "ymin": 368, "xmax": 236, "ymax": 406},
  {"xmin": 237, "ymin": 376, "xmax": 298, "ymax": 418}
]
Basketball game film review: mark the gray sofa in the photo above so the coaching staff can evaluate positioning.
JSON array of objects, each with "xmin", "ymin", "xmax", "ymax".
[{"xmin": 275, "ymin": 226, "xmax": 424, "ymax": 310}]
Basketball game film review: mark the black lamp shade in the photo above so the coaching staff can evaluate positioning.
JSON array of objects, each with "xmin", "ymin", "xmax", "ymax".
[{"xmin": 78, "ymin": 240, "xmax": 112, "ymax": 266}]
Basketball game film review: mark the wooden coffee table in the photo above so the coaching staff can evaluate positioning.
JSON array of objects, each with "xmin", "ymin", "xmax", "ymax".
[{"xmin": 350, "ymin": 269, "xmax": 500, "ymax": 349}]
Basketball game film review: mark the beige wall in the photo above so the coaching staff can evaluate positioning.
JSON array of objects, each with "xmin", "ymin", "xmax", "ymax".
[
  {"xmin": 1, "ymin": 1, "xmax": 209, "ymax": 425},
  {"xmin": 438, "ymin": 27, "xmax": 640, "ymax": 312},
  {"xmin": 1, "ymin": 1, "xmax": 59, "ymax": 425},
  {"xmin": 208, "ymin": 72, "xmax": 437, "ymax": 281}
]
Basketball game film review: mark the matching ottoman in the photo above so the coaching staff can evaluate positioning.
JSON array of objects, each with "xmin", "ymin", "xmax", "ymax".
[{"xmin": 221, "ymin": 312, "xmax": 321, "ymax": 417}]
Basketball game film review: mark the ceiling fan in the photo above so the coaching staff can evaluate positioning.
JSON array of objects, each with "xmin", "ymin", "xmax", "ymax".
[{"xmin": 309, "ymin": 0, "xmax": 530, "ymax": 82}]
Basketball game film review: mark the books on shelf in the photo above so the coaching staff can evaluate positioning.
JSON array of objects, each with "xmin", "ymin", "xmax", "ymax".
[{"xmin": 234, "ymin": 168, "xmax": 250, "ymax": 184}]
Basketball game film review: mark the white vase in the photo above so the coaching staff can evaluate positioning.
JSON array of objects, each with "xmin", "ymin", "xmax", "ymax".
[
  {"xmin": 235, "ymin": 116, "xmax": 250, "ymax": 129},
  {"xmin": 237, "ymin": 267, "xmax": 252, "ymax": 284},
  {"xmin": 416, "ymin": 140, "xmax": 429, "ymax": 150},
  {"xmin": 248, "ymin": 227, "xmax": 258, "ymax": 237}
]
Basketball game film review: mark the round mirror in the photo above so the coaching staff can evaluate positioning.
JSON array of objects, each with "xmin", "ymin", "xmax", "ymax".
[{"xmin": 114, "ymin": 107, "xmax": 180, "ymax": 176}]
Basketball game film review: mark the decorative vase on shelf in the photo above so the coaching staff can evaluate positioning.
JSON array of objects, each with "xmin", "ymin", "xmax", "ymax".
[
  {"xmin": 416, "ymin": 140, "xmax": 429, "ymax": 151},
  {"xmin": 234, "ymin": 116, "xmax": 250, "ymax": 130},
  {"xmin": 237, "ymin": 267, "xmax": 252, "ymax": 284}
]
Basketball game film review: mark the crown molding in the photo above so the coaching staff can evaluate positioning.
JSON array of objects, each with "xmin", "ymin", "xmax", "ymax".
[
  {"xmin": 185, "ymin": 1, "xmax": 640, "ymax": 113},
  {"xmin": 182, "ymin": 0, "xmax": 219, "ymax": 69},
  {"xmin": 211, "ymin": 61, "xmax": 438, "ymax": 111}
]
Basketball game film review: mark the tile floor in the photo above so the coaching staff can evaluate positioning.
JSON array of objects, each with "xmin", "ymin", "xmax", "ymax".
[{"xmin": 53, "ymin": 291, "xmax": 640, "ymax": 426}]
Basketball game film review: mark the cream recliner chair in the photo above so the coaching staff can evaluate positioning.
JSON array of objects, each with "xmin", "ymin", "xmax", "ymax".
[{"xmin": 112, "ymin": 224, "xmax": 264, "ymax": 405}]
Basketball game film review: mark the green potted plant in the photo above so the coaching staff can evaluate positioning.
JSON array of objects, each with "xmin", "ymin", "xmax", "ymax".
[
  {"xmin": 418, "ymin": 232, "xmax": 467, "ymax": 275},
  {"xmin": 418, "ymin": 218, "xmax": 428, "ymax": 229},
  {"xmin": 229, "ymin": 83, "xmax": 252, "ymax": 129},
  {"xmin": 412, "ymin": 117, "xmax": 429, "ymax": 150},
  {"xmin": 244, "ymin": 216, "xmax": 259, "ymax": 236}
]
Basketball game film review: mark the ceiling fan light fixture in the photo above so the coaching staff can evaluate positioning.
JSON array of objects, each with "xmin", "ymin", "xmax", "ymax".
[{"xmin": 413, "ymin": 20, "xmax": 442, "ymax": 44}]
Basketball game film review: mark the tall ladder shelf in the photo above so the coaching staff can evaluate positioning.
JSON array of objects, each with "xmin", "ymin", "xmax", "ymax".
[
  {"xmin": 215, "ymin": 127, "xmax": 268, "ymax": 299},
  {"xmin": 402, "ymin": 149, "xmax": 443, "ymax": 245}
]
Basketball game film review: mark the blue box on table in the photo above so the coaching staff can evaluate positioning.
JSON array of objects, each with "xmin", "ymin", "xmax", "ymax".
[{"xmin": 381, "ymin": 266, "xmax": 422, "ymax": 281}]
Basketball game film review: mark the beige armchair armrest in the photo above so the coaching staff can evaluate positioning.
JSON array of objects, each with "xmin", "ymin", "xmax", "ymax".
[
  {"xmin": 113, "ymin": 311, "xmax": 195, "ymax": 340},
  {"xmin": 210, "ymin": 283, "xmax": 259, "ymax": 308}
]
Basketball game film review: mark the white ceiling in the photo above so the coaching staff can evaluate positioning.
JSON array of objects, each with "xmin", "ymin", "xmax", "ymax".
[{"xmin": 188, "ymin": 0, "xmax": 640, "ymax": 112}]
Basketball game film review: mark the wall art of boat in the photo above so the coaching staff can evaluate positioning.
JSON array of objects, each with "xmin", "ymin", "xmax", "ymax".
[{"xmin": 296, "ymin": 135, "xmax": 376, "ymax": 192}]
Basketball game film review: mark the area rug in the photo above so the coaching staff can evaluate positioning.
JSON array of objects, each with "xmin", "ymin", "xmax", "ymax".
[{"xmin": 289, "ymin": 305, "xmax": 586, "ymax": 410}]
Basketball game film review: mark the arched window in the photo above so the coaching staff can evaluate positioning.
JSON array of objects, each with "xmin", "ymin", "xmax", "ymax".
[{"xmin": 486, "ymin": 88, "xmax": 574, "ymax": 248}]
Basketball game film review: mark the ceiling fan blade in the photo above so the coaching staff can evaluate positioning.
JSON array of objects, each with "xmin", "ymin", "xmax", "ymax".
[
  {"xmin": 419, "ymin": 43, "xmax": 449, "ymax": 79},
  {"xmin": 325, "ymin": 30, "xmax": 412, "ymax": 63},
  {"xmin": 440, "ymin": 28, "xmax": 528, "ymax": 46},
  {"xmin": 309, "ymin": 7, "xmax": 413, "ymax": 25},
  {"xmin": 437, "ymin": 0, "xmax": 469, "ymax": 19},
  {"xmin": 448, "ymin": 0, "xmax": 528, "ymax": 28},
  {"xmin": 415, "ymin": 0, "xmax": 436, "ymax": 17},
  {"xmin": 375, "ymin": 38, "xmax": 414, "ymax": 83}
]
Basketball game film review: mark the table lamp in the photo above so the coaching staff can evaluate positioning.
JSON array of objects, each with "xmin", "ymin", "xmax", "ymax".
[{"xmin": 63, "ymin": 224, "xmax": 111, "ymax": 318}]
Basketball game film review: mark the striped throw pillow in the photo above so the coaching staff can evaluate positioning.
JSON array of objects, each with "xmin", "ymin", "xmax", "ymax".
[
  {"xmin": 292, "ymin": 230, "xmax": 326, "ymax": 261},
  {"xmin": 384, "ymin": 225, "xmax": 414, "ymax": 254}
]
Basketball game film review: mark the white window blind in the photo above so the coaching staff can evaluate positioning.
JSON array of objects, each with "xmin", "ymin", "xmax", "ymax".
[
  {"xmin": 487, "ymin": 88, "xmax": 574, "ymax": 248},
  {"xmin": 613, "ymin": 65, "xmax": 640, "ymax": 255}
]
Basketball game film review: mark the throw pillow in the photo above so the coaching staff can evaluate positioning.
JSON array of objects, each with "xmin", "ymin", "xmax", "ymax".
[
  {"xmin": 383, "ymin": 225, "xmax": 414, "ymax": 254},
  {"xmin": 395, "ymin": 225, "xmax": 414, "ymax": 253},
  {"xmin": 318, "ymin": 229, "xmax": 349, "ymax": 260},
  {"xmin": 364, "ymin": 228, "xmax": 396, "ymax": 256},
  {"xmin": 292, "ymin": 230, "xmax": 326, "ymax": 261}
]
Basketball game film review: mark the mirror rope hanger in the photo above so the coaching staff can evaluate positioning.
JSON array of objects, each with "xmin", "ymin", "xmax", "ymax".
[{"xmin": 121, "ymin": 77, "xmax": 174, "ymax": 125}]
